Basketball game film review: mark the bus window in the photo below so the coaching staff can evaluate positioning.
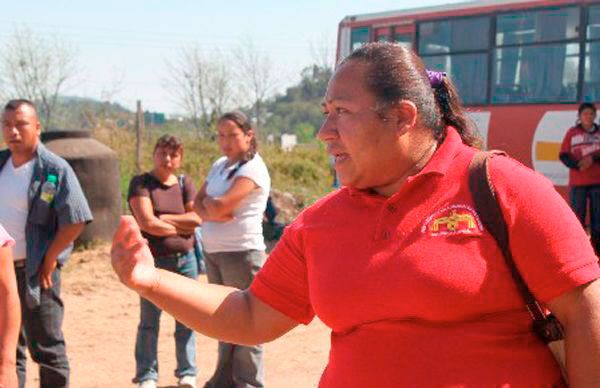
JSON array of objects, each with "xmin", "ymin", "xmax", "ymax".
[
  {"xmin": 418, "ymin": 17, "xmax": 489, "ymax": 55},
  {"xmin": 588, "ymin": 5, "xmax": 600, "ymax": 40},
  {"xmin": 418, "ymin": 16, "xmax": 489, "ymax": 104},
  {"xmin": 583, "ymin": 6, "xmax": 600, "ymax": 102},
  {"xmin": 351, "ymin": 27, "xmax": 370, "ymax": 51},
  {"xmin": 423, "ymin": 53, "xmax": 488, "ymax": 105},
  {"xmin": 493, "ymin": 6, "xmax": 580, "ymax": 104},
  {"xmin": 496, "ymin": 7, "xmax": 580, "ymax": 46},
  {"xmin": 493, "ymin": 43, "xmax": 579, "ymax": 103},
  {"xmin": 392, "ymin": 30, "xmax": 412, "ymax": 49}
]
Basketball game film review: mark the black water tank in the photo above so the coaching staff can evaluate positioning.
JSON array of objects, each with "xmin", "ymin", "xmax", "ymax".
[{"xmin": 41, "ymin": 130, "xmax": 121, "ymax": 245}]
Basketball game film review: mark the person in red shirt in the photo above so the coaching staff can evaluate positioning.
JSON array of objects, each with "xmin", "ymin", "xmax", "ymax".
[
  {"xmin": 560, "ymin": 102, "xmax": 600, "ymax": 255},
  {"xmin": 111, "ymin": 42, "xmax": 600, "ymax": 387}
]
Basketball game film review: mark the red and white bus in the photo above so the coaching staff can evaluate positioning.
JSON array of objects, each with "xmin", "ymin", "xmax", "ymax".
[{"xmin": 337, "ymin": 0, "xmax": 600, "ymax": 195}]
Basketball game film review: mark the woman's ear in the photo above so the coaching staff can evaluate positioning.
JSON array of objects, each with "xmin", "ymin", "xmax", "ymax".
[
  {"xmin": 246, "ymin": 129, "xmax": 255, "ymax": 140},
  {"xmin": 388, "ymin": 100, "xmax": 418, "ymax": 136}
]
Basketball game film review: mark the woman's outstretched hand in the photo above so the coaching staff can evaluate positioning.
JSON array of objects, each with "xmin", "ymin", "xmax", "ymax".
[{"xmin": 111, "ymin": 216, "xmax": 160, "ymax": 295}]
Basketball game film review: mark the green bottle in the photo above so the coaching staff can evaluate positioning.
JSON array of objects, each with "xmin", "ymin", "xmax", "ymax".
[{"xmin": 40, "ymin": 174, "xmax": 58, "ymax": 203}]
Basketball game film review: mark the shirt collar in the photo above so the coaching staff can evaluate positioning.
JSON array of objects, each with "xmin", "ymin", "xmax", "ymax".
[
  {"xmin": 576, "ymin": 123, "xmax": 600, "ymax": 133},
  {"xmin": 412, "ymin": 127, "xmax": 463, "ymax": 178}
]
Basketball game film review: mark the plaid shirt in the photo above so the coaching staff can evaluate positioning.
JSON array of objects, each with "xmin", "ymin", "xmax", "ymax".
[{"xmin": 0, "ymin": 143, "xmax": 93, "ymax": 307}]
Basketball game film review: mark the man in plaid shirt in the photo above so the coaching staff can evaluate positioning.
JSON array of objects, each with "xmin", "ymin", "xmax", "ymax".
[{"xmin": 0, "ymin": 99, "xmax": 93, "ymax": 388}]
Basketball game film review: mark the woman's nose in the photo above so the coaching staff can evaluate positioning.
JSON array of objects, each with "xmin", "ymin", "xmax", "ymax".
[{"xmin": 317, "ymin": 116, "xmax": 337, "ymax": 142}]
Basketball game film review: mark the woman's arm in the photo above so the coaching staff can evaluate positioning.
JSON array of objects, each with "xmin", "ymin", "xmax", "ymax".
[
  {"xmin": 202, "ymin": 177, "xmax": 257, "ymax": 219},
  {"xmin": 559, "ymin": 152, "xmax": 580, "ymax": 169},
  {"xmin": 111, "ymin": 216, "xmax": 298, "ymax": 344},
  {"xmin": 193, "ymin": 183, "xmax": 233, "ymax": 222},
  {"xmin": 548, "ymin": 279, "xmax": 600, "ymax": 386},
  {"xmin": 129, "ymin": 196, "xmax": 178, "ymax": 237},
  {"xmin": 0, "ymin": 246, "xmax": 20, "ymax": 388},
  {"xmin": 159, "ymin": 202, "xmax": 202, "ymax": 234}
]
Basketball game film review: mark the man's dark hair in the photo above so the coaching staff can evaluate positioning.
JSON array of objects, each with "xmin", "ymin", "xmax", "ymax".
[
  {"xmin": 578, "ymin": 102, "xmax": 597, "ymax": 115},
  {"xmin": 4, "ymin": 99, "xmax": 37, "ymax": 113}
]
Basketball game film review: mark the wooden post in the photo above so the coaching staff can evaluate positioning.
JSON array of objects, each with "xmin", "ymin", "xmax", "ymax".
[{"xmin": 135, "ymin": 100, "xmax": 144, "ymax": 173}]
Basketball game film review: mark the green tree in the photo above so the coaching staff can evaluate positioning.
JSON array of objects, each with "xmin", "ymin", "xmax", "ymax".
[
  {"xmin": 293, "ymin": 122, "xmax": 316, "ymax": 143},
  {"xmin": 263, "ymin": 65, "xmax": 331, "ymax": 138}
]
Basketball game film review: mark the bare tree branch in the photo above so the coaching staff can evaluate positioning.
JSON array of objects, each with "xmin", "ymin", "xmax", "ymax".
[
  {"xmin": 163, "ymin": 46, "xmax": 233, "ymax": 137},
  {"xmin": 0, "ymin": 28, "xmax": 78, "ymax": 131},
  {"xmin": 100, "ymin": 67, "xmax": 126, "ymax": 103},
  {"xmin": 310, "ymin": 35, "xmax": 336, "ymax": 71},
  {"xmin": 232, "ymin": 38, "xmax": 279, "ymax": 130}
]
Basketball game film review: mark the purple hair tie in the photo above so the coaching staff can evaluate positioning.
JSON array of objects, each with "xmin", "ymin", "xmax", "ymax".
[{"xmin": 426, "ymin": 70, "xmax": 446, "ymax": 89}]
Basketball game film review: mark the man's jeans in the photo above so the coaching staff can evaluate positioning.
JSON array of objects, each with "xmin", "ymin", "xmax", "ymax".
[
  {"xmin": 134, "ymin": 250, "xmax": 198, "ymax": 383},
  {"xmin": 570, "ymin": 185, "xmax": 600, "ymax": 255},
  {"xmin": 15, "ymin": 265, "xmax": 69, "ymax": 388}
]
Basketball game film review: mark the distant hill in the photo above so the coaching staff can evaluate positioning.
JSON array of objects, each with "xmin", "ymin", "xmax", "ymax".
[
  {"xmin": 57, "ymin": 95, "xmax": 131, "ymax": 113},
  {"xmin": 49, "ymin": 96, "xmax": 133, "ymax": 131}
]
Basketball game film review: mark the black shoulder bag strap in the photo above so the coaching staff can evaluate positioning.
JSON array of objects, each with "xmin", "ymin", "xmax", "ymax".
[
  {"xmin": 178, "ymin": 174, "xmax": 186, "ymax": 207},
  {"xmin": 468, "ymin": 151, "xmax": 565, "ymax": 343}
]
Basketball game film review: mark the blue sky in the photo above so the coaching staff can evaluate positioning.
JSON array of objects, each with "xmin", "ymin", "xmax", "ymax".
[{"xmin": 0, "ymin": 0, "xmax": 462, "ymax": 114}]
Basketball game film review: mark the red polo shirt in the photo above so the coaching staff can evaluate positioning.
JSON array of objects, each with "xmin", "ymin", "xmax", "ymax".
[{"xmin": 251, "ymin": 129, "xmax": 600, "ymax": 387}]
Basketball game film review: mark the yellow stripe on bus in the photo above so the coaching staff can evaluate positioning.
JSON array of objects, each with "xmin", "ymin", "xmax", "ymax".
[{"xmin": 535, "ymin": 141, "xmax": 561, "ymax": 162}]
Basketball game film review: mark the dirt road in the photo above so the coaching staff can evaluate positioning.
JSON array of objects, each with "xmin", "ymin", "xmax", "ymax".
[{"xmin": 24, "ymin": 244, "xmax": 329, "ymax": 388}]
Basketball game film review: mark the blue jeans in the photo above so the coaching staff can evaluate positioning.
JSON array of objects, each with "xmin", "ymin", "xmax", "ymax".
[
  {"xmin": 570, "ymin": 185, "xmax": 600, "ymax": 255},
  {"xmin": 134, "ymin": 250, "xmax": 198, "ymax": 382},
  {"xmin": 15, "ymin": 265, "xmax": 69, "ymax": 388}
]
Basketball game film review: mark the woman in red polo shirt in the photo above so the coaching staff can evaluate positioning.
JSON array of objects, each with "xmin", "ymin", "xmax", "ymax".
[
  {"xmin": 560, "ymin": 103, "xmax": 600, "ymax": 255},
  {"xmin": 112, "ymin": 42, "xmax": 600, "ymax": 387},
  {"xmin": 0, "ymin": 224, "xmax": 19, "ymax": 388}
]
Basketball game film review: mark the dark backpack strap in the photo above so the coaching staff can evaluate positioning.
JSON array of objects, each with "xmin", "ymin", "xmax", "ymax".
[
  {"xmin": 178, "ymin": 174, "xmax": 186, "ymax": 207},
  {"xmin": 468, "ymin": 151, "xmax": 549, "ymax": 324}
]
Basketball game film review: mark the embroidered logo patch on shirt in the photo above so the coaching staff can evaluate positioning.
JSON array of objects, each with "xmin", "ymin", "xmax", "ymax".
[{"xmin": 421, "ymin": 204, "xmax": 483, "ymax": 236}]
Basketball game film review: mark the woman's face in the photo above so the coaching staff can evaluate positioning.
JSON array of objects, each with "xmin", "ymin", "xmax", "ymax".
[
  {"xmin": 580, "ymin": 108, "xmax": 597, "ymax": 129},
  {"xmin": 317, "ymin": 61, "xmax": 417, "ymax": 195},
  {"xmin": 152, "ymin": 145, "xmax": 182, "ymax": 175},
  {"xmin": 217, "ymin": 119, "xmax": 252, "ymax": 161}
]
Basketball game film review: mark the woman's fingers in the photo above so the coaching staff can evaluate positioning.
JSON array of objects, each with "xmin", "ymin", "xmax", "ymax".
[
  {"xmin": 113, "ymin": 216, "xmax": 135, "ymax": 243},
  {"xmin": 111, "ymin": 215, "xmax": 157, "ymax": 292},
  {"xmin": 113, "ymin": 216, "xmax": 145, "ymax": 251}
]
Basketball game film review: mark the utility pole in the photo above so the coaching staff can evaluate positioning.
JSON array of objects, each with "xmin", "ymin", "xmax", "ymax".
[{"xmin": 135, "ymin": 100, "xmax": 144, "ymax": 173}]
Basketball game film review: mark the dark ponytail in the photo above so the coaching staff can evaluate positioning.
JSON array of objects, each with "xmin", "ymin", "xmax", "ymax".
[
  {"xmin": 432, "ymin": 77, "xmax": 481, "ymax": 148},
  {"xmin": 218, "ymin": 110, "xmax": 258, "ymax": 180}
]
